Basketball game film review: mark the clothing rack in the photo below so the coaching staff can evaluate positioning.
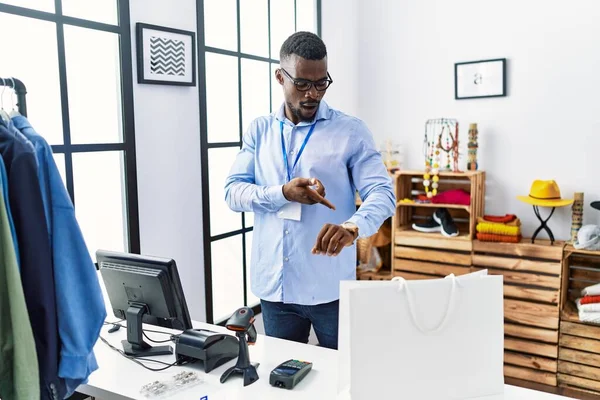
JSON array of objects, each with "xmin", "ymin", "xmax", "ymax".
[{"xmin": 0, "ymin": 77, "xmax": 27, "ymax": 117}]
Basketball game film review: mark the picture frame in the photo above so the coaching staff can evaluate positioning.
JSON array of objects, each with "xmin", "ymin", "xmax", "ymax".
[
  {"xmin": 136, "ymin": 23, "xmax": 196, "ymax": 86},
  {"xmin": 454, "ymin": 58, "xmax": 506, "ymax": 100}
]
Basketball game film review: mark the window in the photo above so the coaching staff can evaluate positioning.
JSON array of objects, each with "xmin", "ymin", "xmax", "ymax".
[
  {"xmin": 0, "ymin": 1, "xmax": 140, "ymax": 258},
  {"xmin": 198, "ymin": 0, "xmax": 321, "ymax": 323}
]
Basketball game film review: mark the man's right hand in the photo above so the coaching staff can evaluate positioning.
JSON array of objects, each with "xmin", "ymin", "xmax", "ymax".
[{"xmin": 283, "ymin": 178, "xmax": 336, "ymax": 210}]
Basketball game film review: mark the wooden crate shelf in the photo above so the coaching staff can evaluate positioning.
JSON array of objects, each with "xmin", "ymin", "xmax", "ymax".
[
  {"xmin": 356, "ymin": 269, "xmax": 392, "ymax": 281},
  {"xmin": 558, "ymin": 248, "xmax": 600, "ymax": 397},
  {"xmin": 473, "ymin": 239, "xmax": 565, "ymax": 388},
  {"xmin": 393, "ymin": 170, "xmax": 485, "ymax": 241}
]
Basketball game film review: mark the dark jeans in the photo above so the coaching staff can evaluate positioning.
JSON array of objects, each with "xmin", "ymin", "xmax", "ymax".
[{"xmin": 260, "ymin": 299, "xmax": 339, "ymax": 350}]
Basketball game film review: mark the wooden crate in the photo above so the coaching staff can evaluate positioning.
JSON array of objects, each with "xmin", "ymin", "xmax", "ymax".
[
  {"xmin": 393, "ymin": 237, "xmax": 472, "ymax": 280},
  {"xmin": 558, "ymin": 247, "xmax": 600, "ymax": 397},
  {"xmin": 356, "ymin": 269, "xmax": 392, "ymax": 281},
  {"xmin": 394, "ymin": 170, "xmax": 485, "ymax": 249},
  {"xmin": 473, "ymin": 239, "xmax": 565, "ymax": 387}
]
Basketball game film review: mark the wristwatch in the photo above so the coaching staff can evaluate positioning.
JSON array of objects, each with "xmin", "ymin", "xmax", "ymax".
[{"xmin": 341, "ymin": 222, "xmax": 359, "ymax": 241}]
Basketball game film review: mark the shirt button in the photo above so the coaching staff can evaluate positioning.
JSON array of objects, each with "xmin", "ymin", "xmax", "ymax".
[
  {"xmin": 284, "ymin": 257, "xmax": 289, "ymax": 262},
  {"xmin": 289, "ymin": 150, "xmax": 295, "ymax": 155},
  {"xmin": 285, "ymin": 230, "xmax": 289, "ymax": 235}
]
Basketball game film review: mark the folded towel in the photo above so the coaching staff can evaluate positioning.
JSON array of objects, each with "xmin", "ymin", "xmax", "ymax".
[
  {"xmin": 582, "ymin": 282, "xmax": 600, "ymax": 297},
  {"xmin": 477, "ymin": 217, "xmax": 521, "ymax": 227},
  {"xmin": 483, "ymin": 214, "xmax": 517, "ymax": 224},
  {"xmin": 579, "ymin": 309, "xmax": 600, "ymax": 324},
  {"xmin": 580, "ymin": 295, "xmax": 600, "ymax": 305},
  {"xmin": 476, "ymin": 222, "xmax": 521, "ymax": 236},
  {"xmin": 476, "ymin": 232, "xmax": 522, "ymax": 243},
  {"xmin": 576, "ymin": 298, "xmax": 600, "ymax": 312}
]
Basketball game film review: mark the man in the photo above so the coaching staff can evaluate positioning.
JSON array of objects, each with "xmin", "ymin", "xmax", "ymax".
[{"xmin": 224, "ymin": 31, "xmax": 395, "ymax": 350}]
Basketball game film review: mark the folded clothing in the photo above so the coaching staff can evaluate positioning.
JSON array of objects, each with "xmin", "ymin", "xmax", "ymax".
[
  {"xmin": 477, "ymin": 216, "xmax": 521, "ymax": 227},
  {"xmin": 483, "ymin": 214, "xmax": 517, "ymax": 223},
  {"xmin": 580, "ymin": 295, "xmax": 600, "ymax": 305},
  {"xmin": 578, "ymin": 309, "xmax": 600, "ymax": 324},
  {"xmin": 476, "ymin": 232, "xmax": 522, "ymax": 243},
  {"xmin": 577, "ymin": 298, "xmax": 600, "ymax": 312},
  {"xmin": 476, "ymin": 222, "xmax": 521, "ymax": 236},
  {"xmin": 582, "ymin": 282, "xmax": 600, "ymax": 297},
  {"xmin": 431, "ymin": 189, "xmax": 471, "ymax": 206}
]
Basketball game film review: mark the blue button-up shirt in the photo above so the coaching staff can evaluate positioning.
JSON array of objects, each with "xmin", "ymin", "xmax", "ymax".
[{"xmin": 225, "ymin": 101, "xmax": 395, "ymax": 305}]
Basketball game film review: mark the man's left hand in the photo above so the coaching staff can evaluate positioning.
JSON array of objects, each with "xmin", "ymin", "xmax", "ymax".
[{"xmin": 312, "ymin": 224, "xmax": 357, "ymax": 256}]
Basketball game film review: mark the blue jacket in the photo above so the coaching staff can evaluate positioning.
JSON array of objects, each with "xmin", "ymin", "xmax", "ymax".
[
  {"xmin": 12, "ymin": 116, "xmax": 107, "ymax": 397},
  {"xmin": 0, "ymin": 119, "xmax": 65, "ymax": 400}
]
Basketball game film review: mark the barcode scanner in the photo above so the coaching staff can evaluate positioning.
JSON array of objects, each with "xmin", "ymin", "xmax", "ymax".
[{"xmin": 220, "ymin": 307, "xmax": 260, "ymax": 386}]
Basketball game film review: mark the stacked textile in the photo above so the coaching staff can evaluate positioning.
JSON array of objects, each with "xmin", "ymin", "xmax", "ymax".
[
  {"xmin": 576, "ymin": 283, "xmax": 600, "ymax": 324},
  {"xmin": 476, "ymin": 214, "xmax": 522, "ymax": 243}
]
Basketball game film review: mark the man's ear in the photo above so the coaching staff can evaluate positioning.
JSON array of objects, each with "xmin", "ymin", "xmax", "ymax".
[{"xmin": 275, "ymin": 68, "xmax": 284, "ymax": 85}]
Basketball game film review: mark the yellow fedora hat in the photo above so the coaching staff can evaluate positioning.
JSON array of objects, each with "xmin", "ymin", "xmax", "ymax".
[{"xmin": 517, "ymin": 180, "xmax": 574, "ymax": 207}]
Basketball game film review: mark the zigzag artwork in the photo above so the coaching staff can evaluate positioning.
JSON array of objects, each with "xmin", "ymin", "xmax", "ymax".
[{"xmin": 149, "ymin": 36, "xmax": 186, "ymax": 76}]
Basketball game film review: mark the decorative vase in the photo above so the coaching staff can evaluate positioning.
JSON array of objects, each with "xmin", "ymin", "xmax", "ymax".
[
  {"xmin": 467, "ymin": 123, "xmax": 478, "ymax": 171},
  {"xmin": 570, "ymin": 192, "xmax": 584, "ymax": 244}
]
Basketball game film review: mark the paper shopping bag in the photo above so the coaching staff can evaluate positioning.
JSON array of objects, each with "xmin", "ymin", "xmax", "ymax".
[{"xmin": 338, "ymin": 271, "xmax": 504, "ymax": 400}]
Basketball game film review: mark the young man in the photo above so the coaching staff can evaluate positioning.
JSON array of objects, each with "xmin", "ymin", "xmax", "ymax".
[{"xmin": 225, "ymin": 31, "xmax": 395, "ymax": 350}]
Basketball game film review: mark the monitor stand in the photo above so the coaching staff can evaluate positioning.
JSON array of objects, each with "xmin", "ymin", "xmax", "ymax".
[{"xmin": 122, "ymin": 303, "xmax": 173, "ymax": 357}]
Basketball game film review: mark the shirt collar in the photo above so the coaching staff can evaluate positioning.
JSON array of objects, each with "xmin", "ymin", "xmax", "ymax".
[{"xmin": 275, "ymin": 100, "xmax": 331, "ymax": 126}]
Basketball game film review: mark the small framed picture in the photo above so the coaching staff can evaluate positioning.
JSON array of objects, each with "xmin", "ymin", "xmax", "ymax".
[
  {"xmin": 455, "ymin": 58, "xmax": 506, "ymax": 100},
  {"xmin": 136, "ymin": 23, "xmax": 196, "ymax": 86}
]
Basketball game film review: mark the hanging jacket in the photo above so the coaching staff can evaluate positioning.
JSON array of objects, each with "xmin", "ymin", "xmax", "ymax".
[
  {"xmin": 0, "ymin": 121, "xmax": 65, "ymax": 400},
  {"xmin": 0, "ymin": 147, "xmax": 20, "ymax": 267},
  {"xmin": 0, "ymin": 154, "xmax": 40, "ymax": 400},
  {"xmin": 12, "ymin": 116, "xmax": 107, "ymax": 397}
]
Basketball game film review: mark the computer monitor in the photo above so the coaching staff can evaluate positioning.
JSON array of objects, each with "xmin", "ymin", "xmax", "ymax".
[{"xmin": 97, "ymin": 250, "xmax": 193, "ymax": 357}]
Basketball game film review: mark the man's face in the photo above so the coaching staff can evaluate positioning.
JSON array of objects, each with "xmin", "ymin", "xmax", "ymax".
[{"xmin": 276, "ymin": 55, "xmax": 329, "ymax": 123}]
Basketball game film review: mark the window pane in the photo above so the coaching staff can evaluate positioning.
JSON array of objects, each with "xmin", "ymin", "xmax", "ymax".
[
  {"xmin": 239, "ymin": 0, "xmax": 269, "ymax": 57},
  {"xmin": 212, "ymin": 235, "xmax": 244, "ymax": 322},
  {"xmin": 244, "ymin": 212, "xmax": 253, "ymax": 228},
  {"xmin": 0, "ymin": 13, "xmax": 63, "ymax": 145},
  {"xmin": 206, "ymin": 52, "xmax": 240, "ymax": 143},
  {"xmin": 0, "ymin": 0, "xmax": 54, "ymax": 12},
  {"xmin": 52, "ymin": 153, "xmax": 67, "ymax": 189},
  {"xmin": 241, "ymin": 59, "xmax": 270, "ymax": 131},
  {"xmin": 64, "ymin": 25, "xmax": 123, "ymax": 144},
  {"xmin": 296, "ymin": 0, "xmax": 317, "ymax": 33},
  {"xmin": 204, "ymin": 0, "xmax": 237, "ymax": 51},
  {"xmin": 62, "ymin": 0, "xmax": 118, "ymax": 25},
  {"xmin": 271, "ymin": 63, "xmax": 284, "ymax": 113},
  {"xmin": 209, "ymin": 147, "xmax": 242, "ymax": 236},
  {"xmin": 270, "ymin": 0, "xmax": 295, "ymax": 60},
  {"xmin": 245, "ymin": 232, "xmax": 260, "ymax": 307},
  {"xmin": 73, "ymin": 151, "xmax": 127, "ymax": 262}
]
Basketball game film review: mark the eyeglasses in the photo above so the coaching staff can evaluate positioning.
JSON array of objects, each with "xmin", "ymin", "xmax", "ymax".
[{"xmin": 279, "ymin": 68, "xmax": 333, "ymax": 92}]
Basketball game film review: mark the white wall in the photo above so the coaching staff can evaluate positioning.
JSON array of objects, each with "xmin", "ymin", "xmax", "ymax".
[
  {"xmin": 129, "ymin": 0, "xmax": 206, "ymax": 321},
  {"xmin": 326, "ymin": 0, "xmax": 600, "ymax": 240},
  {"xmin": 320, "ymin": 0, "xmax": 359, "ymax": 117}
]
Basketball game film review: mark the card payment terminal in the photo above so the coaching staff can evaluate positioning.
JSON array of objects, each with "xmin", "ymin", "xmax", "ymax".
[{"xmin": 269, "ymin": 359, "xmax": 313, "ymax": 389}]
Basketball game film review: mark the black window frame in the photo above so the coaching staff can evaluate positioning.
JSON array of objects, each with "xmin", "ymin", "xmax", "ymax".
[
  {"xmin": 197, "ymin": 0, "xmax": 322, "ymax": 324},
  {"xmin": 0, "ymin": 0, "xmax": 141, "ymax": 255}
]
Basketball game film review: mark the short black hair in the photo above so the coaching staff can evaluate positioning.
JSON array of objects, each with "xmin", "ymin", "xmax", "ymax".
[{"xmin": 280, "ymin": 31, "xmax": 327, "ymax": 62}]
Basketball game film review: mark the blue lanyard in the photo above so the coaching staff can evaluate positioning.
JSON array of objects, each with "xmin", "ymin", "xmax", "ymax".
[{"xmin": 280, "ymin": 120, "xmax": 318, "ymax": 182}]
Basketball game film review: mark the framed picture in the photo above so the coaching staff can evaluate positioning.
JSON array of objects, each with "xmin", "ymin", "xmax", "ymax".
[
  {"xmin": 136, "ymin": 23, "xmax": 196, "ymax": 86},
  {"xmin": 455, "ymin": 58, "xmax": 506, "ymax": 100}
]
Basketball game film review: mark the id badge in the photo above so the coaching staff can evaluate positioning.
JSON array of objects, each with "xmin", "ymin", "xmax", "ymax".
[{"xmin": 277, "ymin": 202, "xmax": 302, "ymax": 221}]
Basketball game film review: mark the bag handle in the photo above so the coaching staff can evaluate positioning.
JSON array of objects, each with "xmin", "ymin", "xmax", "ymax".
[{"xmin": 391, "ymin": 274, "xmax": 458, "ymax": 335}]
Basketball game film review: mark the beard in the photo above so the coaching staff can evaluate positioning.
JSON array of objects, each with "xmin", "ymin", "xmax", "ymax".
[{"xmin": 287, "ymin": 100, "xmax": 320, "ymax": 122}]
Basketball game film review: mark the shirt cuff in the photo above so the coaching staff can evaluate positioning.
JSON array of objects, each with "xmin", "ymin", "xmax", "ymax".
[
  {"xmin": 267, "ymin": 185, "xmax": 290, "ymax": 209},
  {"xmin": 345, "ymin": 215, "xmax": 368, "ymax": 238}
]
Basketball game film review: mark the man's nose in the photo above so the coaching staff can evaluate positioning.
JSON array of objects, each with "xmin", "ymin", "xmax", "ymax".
[{"xmin": 305, "ymin": 86, "xmax": 320, "ymax": 99}]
